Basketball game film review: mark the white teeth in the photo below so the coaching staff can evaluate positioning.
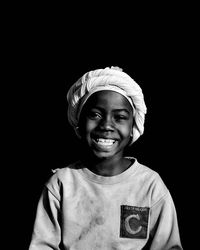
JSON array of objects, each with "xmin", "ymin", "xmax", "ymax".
[{"xmin": 96, "ymin": 138, "xmax": 115, "ymax": 146}]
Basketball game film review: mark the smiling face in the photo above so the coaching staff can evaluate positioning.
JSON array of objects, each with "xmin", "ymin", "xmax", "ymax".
[{"xmin": 78, "ymin": 90, "xmax": 134, "ymax": 161}]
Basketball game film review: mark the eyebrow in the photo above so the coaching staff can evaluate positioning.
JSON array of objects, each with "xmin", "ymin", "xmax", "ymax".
[
  {"xmin": 113, "ymin": 109, "xmax": 131, "ymax": 114},
  {"xmin": 91, "ymin": 107, "xmax": 131, "ymax": 114}
]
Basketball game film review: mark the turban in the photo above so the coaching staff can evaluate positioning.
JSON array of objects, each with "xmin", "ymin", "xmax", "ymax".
[{"xmin": 66, "ymin": 66, "xmax": 147, "ymax": 144}]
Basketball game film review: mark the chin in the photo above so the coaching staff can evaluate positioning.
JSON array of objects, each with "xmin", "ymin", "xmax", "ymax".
[
  {"xmin": 92, "ymin": 150, "xmax": 115, "ymax": 160},
  {"xmin": 93, "ymin": 147, "xmax": 125, "ymax": 161}
]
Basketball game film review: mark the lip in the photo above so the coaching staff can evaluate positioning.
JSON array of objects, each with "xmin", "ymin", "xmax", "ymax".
[
  {"xmin": 92, "ymin": 137, "xmax": 118, "ymax": 151},
  {"xmin": 95, "ymin": 138, "xmax": 116, "ymax": 143},
  {"xmin": 92, "ymin": 134, "xmax": 119, "ymax": 141}
]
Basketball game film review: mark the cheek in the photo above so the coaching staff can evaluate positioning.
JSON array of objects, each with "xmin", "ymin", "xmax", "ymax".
[
  {"xmin": 120, "ymin": 121, "xmax": 133, "ymax": 137},
  {"xmin": 86, "ymin": 119, "xmax": 97, "ymax": 131},
  {"xmin": 123, "ymin": 128, "xmax": 133, "ymax": 139},
  {"xmin": 80, "ymin": 119, "xmax": 97, "ymax": 138},
  {"xmin": 117, "ymin": 127, "xmax": 132, "ymax": 145}
]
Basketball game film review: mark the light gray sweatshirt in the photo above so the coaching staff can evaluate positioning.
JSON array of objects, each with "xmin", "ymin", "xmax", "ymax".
[{"xmin": 29, "ymin": 158, "xmax": 183, "ymax": 250}]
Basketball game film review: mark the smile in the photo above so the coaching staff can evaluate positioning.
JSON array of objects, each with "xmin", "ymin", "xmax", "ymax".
[
  {"xmin": 93, "ymin": 138, "xmax": 117, "ymax": 149},
  {"xmin": 96, "ymin": 138, "xmax": 115, "ymax": 145}
]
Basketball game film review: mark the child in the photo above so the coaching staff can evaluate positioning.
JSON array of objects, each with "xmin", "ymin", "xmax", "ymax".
[{"xmin": 29, "ymin": 67, "xmax": 183, "ymax": 249}]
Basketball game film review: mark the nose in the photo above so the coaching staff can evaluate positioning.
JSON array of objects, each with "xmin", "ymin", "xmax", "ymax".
[{"xmin": 99, "ymin": 115, "xmax": 114, "ymax": 131}]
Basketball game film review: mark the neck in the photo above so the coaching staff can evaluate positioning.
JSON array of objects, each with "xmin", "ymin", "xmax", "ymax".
[{"xmin": 82, "ymin": 155, "xmax": 132, "ymax": 177}]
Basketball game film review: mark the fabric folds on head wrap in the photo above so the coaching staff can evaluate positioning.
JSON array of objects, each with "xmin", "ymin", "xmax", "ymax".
[{"xmin": 66, "ymin": 66, "xmax": 147, "ymax": 144}]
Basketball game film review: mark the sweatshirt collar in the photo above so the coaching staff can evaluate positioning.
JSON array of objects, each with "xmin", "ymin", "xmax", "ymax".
[{"xmin": 78, "ymin": 157, "xmax": 139, "ymax": 185}]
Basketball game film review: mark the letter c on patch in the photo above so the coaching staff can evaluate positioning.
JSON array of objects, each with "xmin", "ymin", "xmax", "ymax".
[{"xmin": 124, "ymin": 214, "xmax": 142, "ymax": 235}]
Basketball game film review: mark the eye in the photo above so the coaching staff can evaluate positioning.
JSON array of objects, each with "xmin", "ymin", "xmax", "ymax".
[
  {"xmin": 87, "ymin": 110, "xmax": 102, "ymax": 120},
  {"xmin": 114, "ymin": 114, "xmax": 129, "ymax": 121}
]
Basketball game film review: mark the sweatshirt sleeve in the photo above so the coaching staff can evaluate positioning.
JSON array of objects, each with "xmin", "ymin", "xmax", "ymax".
[
  {"xmin": 149, "ymin": 191, "xmax": 183, "ymax": 250},
  {"xmin": 28, "ymin": 186, "xmax": 61, "ymax": 250}
]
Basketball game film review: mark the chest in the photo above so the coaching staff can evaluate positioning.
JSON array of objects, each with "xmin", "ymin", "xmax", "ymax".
[{"xmin": 61, "ymin": 181, "xmax": 151, "ymax": 249}]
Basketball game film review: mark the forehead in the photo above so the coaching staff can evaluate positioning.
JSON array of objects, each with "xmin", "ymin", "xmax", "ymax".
[{"xmin": 83, "ymin": 90, "xmax": 133, "ymax": 112}]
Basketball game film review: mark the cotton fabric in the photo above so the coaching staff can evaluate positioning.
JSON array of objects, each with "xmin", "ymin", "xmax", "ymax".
[
  {"xmin": 29, "ymin": 158, "xmax": 183, "ymax": 250},
  {"xmin": 67, "ymin": 67, "xmax": 147, "ymax": 144}
]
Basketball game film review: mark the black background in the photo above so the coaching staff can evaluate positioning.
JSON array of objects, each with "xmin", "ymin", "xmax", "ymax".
[{"xmin": 4, "ymin": 4, "xmax": 197, "ymax": 249}]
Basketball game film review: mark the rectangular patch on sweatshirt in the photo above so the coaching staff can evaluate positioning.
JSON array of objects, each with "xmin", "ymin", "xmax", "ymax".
[{"xmin": 120, "ymin": 205, "xmax": 149, "ymax": 239}]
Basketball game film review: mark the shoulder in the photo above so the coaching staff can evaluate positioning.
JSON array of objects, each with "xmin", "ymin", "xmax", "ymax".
[
  {"xmin": 135, "ymin": 160, "xmax": 169, "ymax": 206},
  {"xmin": 44, "ymin": 161, "xmax": 83, "ymax": 199}
]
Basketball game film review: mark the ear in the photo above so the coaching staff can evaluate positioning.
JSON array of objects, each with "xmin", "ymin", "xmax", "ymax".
[
  {"xmin": 128, "ymin": 129, "xmax": 134, "ymax": 146},
  {"xmin": 75, "ymin": 126, "xmax": 82, "ymax": 139}
]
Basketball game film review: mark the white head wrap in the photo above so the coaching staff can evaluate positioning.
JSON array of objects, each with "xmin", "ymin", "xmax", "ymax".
[{"xmin": 67, "ymin": 66, "xmax": 147, "ymax": 144}]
